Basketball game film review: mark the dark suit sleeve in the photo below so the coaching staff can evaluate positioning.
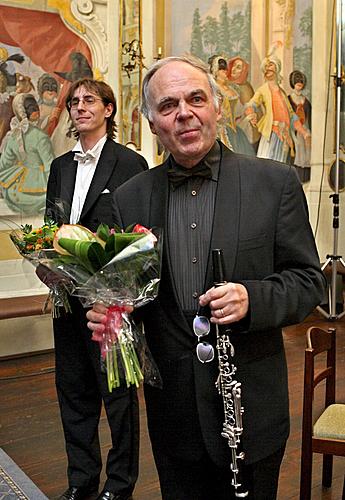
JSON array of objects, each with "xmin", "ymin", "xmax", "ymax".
[
  {"xmin": 242, "ymin": 168, "xmax": 326, "ymax": 331},
  {"xmin": 110, "ymin": 148, "xmax": 148, "ymax": 225},
  {"xmin": 112, "ymin": 146, "xmax": 148, "ymax": 187}
]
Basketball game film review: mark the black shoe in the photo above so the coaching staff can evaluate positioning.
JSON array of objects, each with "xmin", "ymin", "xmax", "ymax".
[
  {"xmin": 59, "ymin": 486, "xmax": 99, "ymax": 500},
  {"xmin": 96, "ymin": 491, "xmax": 133, "ymax": 500}
]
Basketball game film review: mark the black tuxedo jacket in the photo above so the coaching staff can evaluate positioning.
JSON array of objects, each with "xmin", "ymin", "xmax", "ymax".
[
  {"xmin": 43, "ymin": 139, "xmax": 147, "ymax": 487},
  {"xmin": 46, "ymin": 138, "xmax": 148, "ymax": 232},
  {"xmin": 112, "ymin": 143, "xmax": 325, "ymax": 467}
]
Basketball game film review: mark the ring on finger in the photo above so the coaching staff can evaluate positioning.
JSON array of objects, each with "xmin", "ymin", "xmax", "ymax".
[{"xmin": 219, "ymin": 308, "xmax": 225, "ymax": 317}]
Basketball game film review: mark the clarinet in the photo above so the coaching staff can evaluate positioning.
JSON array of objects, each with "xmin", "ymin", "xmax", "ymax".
[{"xmin": 212, "ymin": 249, "xmax": 249, "ymax": 498}]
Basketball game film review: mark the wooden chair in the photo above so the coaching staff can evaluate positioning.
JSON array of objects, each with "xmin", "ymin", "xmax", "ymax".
[{"xmin": 300, "ymin": 326, "xmax": 345, "ymax": 500}]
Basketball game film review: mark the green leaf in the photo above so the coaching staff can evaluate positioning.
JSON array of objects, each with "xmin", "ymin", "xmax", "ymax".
[
  {"xmin": 87, "ymin": 241, "xmax": 108, "ymax": 272},
  {"xmin": 24, "ymin": 233, "xmax": 39, "ymax": 243},
  {"xmin": 125, "ymin": 223, "xmax": 136, "ymax": 233},
  {"xmin": 104, "ymin": 234, "xmax": 116, "ymax": 260},
  {"xmin": 114, "ymin": 233, "xmax": 145, "ymax": 255},
  {"xmin": 21, "ymin": 224, "xmax": 32, "ymax": 234},
  {"xmin": 96, "ymin": 223, "xmax": 110, "ymax": 242},
  {"xmin": 58, "ymin": 238, "xmax": 107, "ymax": 273},
  {"xmin": 53, "ymin": 224, "xmax": 105, "ymax": 255}
]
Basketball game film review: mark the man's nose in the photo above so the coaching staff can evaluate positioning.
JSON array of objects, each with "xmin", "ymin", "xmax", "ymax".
[
  {"xmin": 176, "ymin": 101, "xmax": 193, "ymax": 120},
  {"xmin": 76, "ymin": 98, "xmax": 86, "ymax": 110}
]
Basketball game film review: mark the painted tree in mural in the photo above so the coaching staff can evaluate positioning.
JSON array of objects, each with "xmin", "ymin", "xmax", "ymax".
[
  {"xmin": 190, "ymin": 1, "xmax": 251, "ymax": 64},
  {"xmin": 293, "ymin": 6, "xmax": 312, "ymax": 99},
  {"xmin": 190, "ymin": 8, "xmax": 205, "ymax": 60},
  {"xmin": 202, "ymin": 16, "xmax": 219, "ymax": 56},
  {"xmin": 229, "ymin": 2, "xmax": 250, "ymax": 62},
  {"xmin": 217, "ymin": 2, "xmax": 231, "ymax": 54}
]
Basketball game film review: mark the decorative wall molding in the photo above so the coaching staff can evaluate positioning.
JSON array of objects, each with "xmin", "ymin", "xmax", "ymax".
[{"xmin": 49, "ymin": 0, "xmax": 108, "ymax": 78}]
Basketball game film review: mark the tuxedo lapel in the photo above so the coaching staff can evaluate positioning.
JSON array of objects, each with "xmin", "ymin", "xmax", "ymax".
[
  {"xmin": 205, "ymin": 145, "xmax": 241, "ymax": 289},
  {"xmin": 80, "ymin": 140, "xmax": 116, "ymax": 220},
  {"xmin": 148, "ymin": 162, "xmax": 169, "ymax": 228},
  {"xmin": 58, "ymin": 154, "xmax": 77, "ymax": 222}
]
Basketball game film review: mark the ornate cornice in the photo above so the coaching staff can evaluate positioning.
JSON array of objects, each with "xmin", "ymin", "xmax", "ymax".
[{"xmin": 48, "ymin": 0, "xmax": 108, "ymax": 77}]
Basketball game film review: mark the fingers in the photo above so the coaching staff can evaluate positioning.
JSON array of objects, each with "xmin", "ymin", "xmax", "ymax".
[
  {"xmin": 86, "ymin": 303, "xmax": 134, "ymax": 334},
  {"xmin": 86, "ymin": 303, "xmax": 108, "ymax": 333},
  {"xmin": 93, "ymin": 302, "xmax": 108, "ymax": 314},
  {"xmin": 199, "ymin": 284, "xmax": 226, "ymax": 307},
  {"xmin": 199, "ymin": 283, "xmax": 249, "ymax": 325}
]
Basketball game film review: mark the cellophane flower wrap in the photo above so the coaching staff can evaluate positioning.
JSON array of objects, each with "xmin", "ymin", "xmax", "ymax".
[
  {"xmin": 38, "ymin": 222, "xmax": 162, "ymax": 392},
  {"xmin": 9, "ymin": 218, "xmax": 73, "ymax": 316}
]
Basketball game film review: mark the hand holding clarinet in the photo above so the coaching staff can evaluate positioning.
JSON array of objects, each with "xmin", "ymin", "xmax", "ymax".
[
  {"xmin": 200, "ymin": 249, "xmax": 249, "ymax": 498},
  {"xmin": 198, "ymin": 256, "xmax": 249, "ymax": 325}
]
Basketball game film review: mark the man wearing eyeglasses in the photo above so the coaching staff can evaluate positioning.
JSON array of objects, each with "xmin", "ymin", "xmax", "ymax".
[
  {"xmin": 39, "ymin": 78, "xmax": 147, "ymax": 500},
  {"xmin": 86, "ymin": 57, "xmax": 326, "ymax": 500}
]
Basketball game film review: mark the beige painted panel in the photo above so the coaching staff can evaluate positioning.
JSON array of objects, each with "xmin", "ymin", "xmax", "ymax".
[
  {"xmin": 0, "ymin": 231, "xmax": 21, "ymax": 260},
  {"xmin": 0, "ymin": 315, "xmax": 53, "ymax": 357}
]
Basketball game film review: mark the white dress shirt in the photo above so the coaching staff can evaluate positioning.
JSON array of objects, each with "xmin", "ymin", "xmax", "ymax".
[{"xmin": 69, "ymin": 135, "xmax": 107, "ymax": 224}]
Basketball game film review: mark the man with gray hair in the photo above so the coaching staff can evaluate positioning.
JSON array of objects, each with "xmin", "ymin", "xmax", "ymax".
[{"xmin": 87, "ymin": 55, "xmax": 325, "ymax": 499}]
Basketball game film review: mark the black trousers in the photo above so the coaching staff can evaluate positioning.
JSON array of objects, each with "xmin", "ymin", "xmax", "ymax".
[
  {"xmin": 152, "ymin": 444, "xmax": 286, "ymax": 500},
  {"xmin": 53, "ymin": 298, "xmax": 139, "ymax": 495}
]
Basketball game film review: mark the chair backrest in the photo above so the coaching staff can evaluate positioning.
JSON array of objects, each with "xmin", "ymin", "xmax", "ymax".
[
  {"xmin": 302, "ymin": 327, "xmax": 336, "ymax": 438},
  {"xmin": 300, "ymin": 326, "xmax": 345, "ymax": 500}
]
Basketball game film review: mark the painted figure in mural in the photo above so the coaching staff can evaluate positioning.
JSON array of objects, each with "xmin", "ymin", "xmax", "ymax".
[
  {"xmin": 209, "ymin": 55, "xmax": 255, "ymax": 156},
  {"xmin": 37, "ymin": 73, "xmax": 60, "ymax": 134},
  {"xmin": 38, "ymin": 78, "xmax": 148, "ymax": 500},
  {"xmin": 0, "ymin": 93, "xmax": 54, "ymax": 214},
  {"xmin": 0, "ymin": 46, "xmax": 24, "ymax": 89},
  {"xmin": 54, "ymin": 51, "xmax": 93, "ymax": 82},
  {"xmin": 245, "ymin": 52, "xmax": 311, "ymax": 164},
  {"xmin": 130, "ymin": 105, "xmax": 140, "ymax": 144},
  {"xmin": 227, "ymin": 57, "xmax": 254, "ymax": 106},
  {"xmin": 0, "ymin": 46, "xmax": 24, "ymax": 145},
  {"xmin": 15, "ymin": 73, "xmax": 35, "ymax": 94},
  {"xmin": 227, "ymin": 56, "xmax": 261, "ymax": 148},
  {"xmin": 86, "ymin": 55, "xmax": 325, "ymax": 500},
  {"xmin": 288, "ymin": 70, "xmax": 311, "ymax": 182}
]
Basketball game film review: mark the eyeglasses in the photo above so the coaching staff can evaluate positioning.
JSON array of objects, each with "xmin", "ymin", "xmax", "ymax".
[
  {"xmin": 193, "ymin": 314, "xmax": 214, "ymax": 363},
  {"xmin": 68, "ymin": 95, "xmax": 103, "ymax": 109}
]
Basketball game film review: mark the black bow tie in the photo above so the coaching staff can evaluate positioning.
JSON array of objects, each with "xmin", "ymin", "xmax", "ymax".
[{"xmin": 167, "ymin": 163, "xmax": 212, "ymax": 189}]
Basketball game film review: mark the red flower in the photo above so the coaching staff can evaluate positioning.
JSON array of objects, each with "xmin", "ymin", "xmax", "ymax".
[{"xmin": 132, "ymin": 224, "xmax": 150, "ymax": 234}]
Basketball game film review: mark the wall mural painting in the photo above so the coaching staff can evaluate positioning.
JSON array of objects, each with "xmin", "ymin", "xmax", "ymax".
[
  {"xmin": 0, "ymin": 4, "xmax": 92, "ymax": 216},
  {"xmin": 169, "ymin": 0, "xmax": 313, "ymax": 183},
  {"xmin": 340, "ymin": 12, "xmax": 345, "ymax": 154},
  {"xmin": 120, "ymin": 0, "xmax": 142, "ymax": 150}
]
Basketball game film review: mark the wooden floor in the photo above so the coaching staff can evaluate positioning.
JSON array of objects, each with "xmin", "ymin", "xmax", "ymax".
[{"xmin": 0, "ymin": 311, "xmax": 344, "ymax": 500}]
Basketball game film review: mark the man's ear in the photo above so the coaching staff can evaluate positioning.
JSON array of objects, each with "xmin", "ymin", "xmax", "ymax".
[
  {"xmin": 105, "ymin": 103, "xmax": 113, "ymax": 118},
  {"xmin": 216, "ymin": 99, "xmax": 223, "ymax": 123},
  {"xmin": 149, "ymin": 120, "xmax": 157, "ymax": 135}
]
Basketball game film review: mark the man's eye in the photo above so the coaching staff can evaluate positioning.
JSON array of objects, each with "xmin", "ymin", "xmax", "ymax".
[
  {"xmin": 160, "ymin": 102, "xmax": 175, "ymax": 113},
  {"xmin": 84, "ymin": 96, "xmax": 95, "ymax": 104},
  {"xmin": 192, "ymin": 95, "xmax": 203, "ymax": 104}
]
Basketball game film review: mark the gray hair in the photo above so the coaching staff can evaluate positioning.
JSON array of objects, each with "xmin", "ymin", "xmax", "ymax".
[{"xmin": 140, "ymin": 54, "xmax": 222, "ymax": 120}]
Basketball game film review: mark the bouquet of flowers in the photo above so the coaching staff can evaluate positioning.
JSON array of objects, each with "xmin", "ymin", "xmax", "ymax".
[
  {"xmin": 37, "ymin": 222, "xmax": 162, "ymax": 392},
  {"xmin": 9, "ymin": 217, "xmax": 73, "ymax": 316},
  {"xmin": 10, "ymin": 217, "xmax": 59, "ymax": 256}
]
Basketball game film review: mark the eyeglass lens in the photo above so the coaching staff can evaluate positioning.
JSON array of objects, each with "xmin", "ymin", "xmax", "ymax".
[
  {"xmin": 193, "ymin": 315, "xmax": 214, "ymax": 363},
  {"xmin": 196, "ymin": 341, "xmax": 215, "ymax": 363},
  {"xmin": 193, "ymin": 315, "xmax": 210, "ymax": 337},
  {"xmin": 70, "ymin": 95, "xmax": 100, "ymax": 108}
]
